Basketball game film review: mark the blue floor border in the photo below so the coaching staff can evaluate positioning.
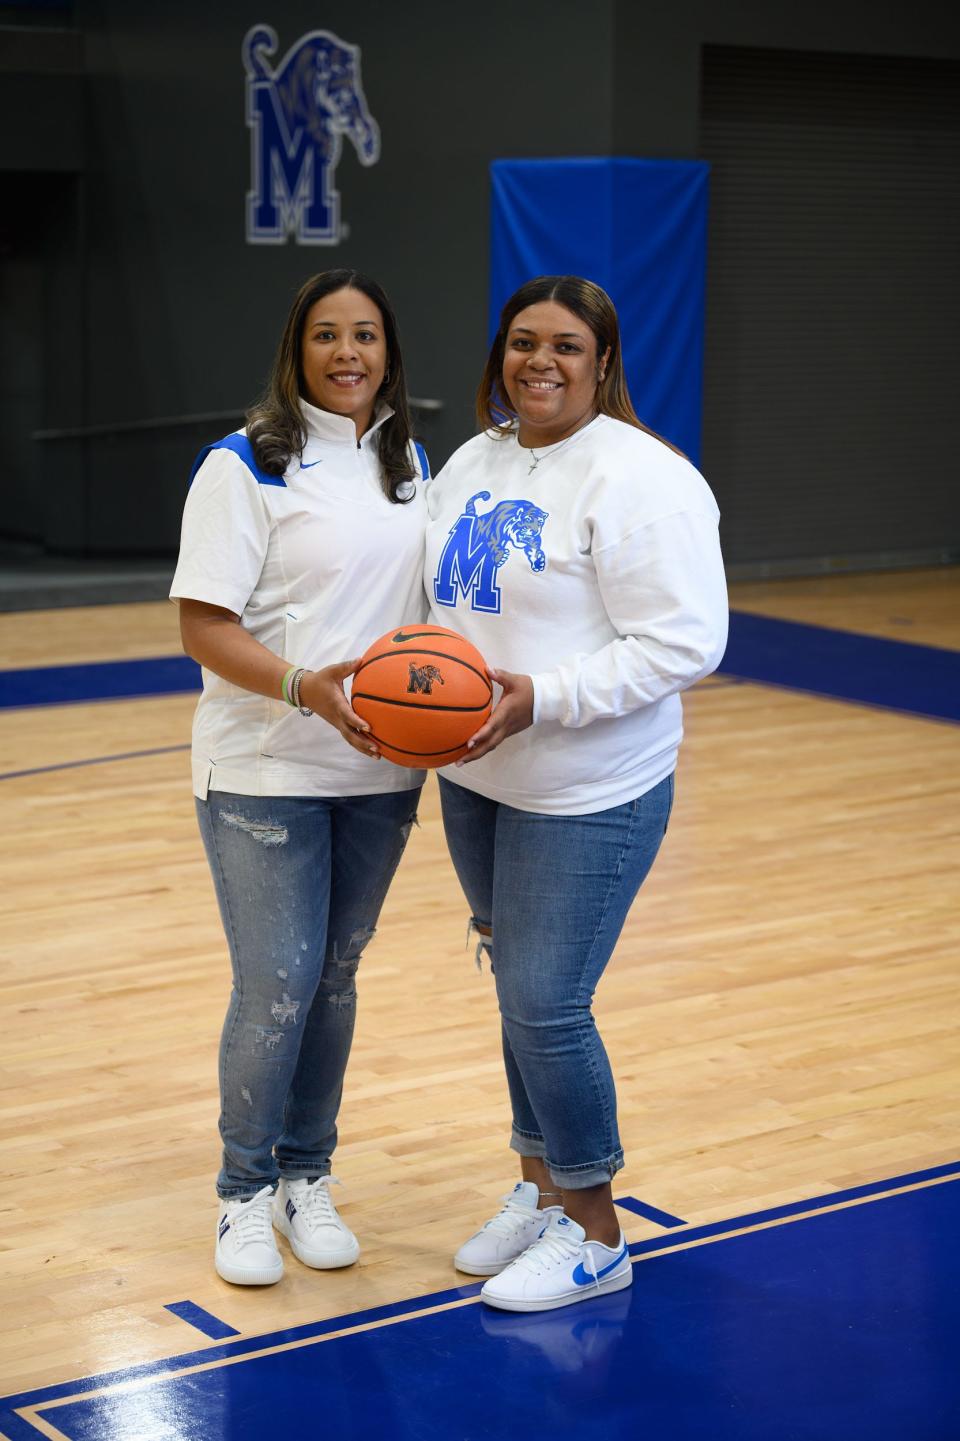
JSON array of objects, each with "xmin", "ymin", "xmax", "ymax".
[
  {"xmin": 2, "ymin": 1157, "xmax": 957, "ymax": 1436},
  {"xmin": 0, "ymin": 654, "xmax": 201, "ymax": 709},
  {"xmin": 718, "ymin": 611, "xmax": 960, "ymax": 724},
  {"xmin": 1, "ymin": 614, "xmax": 958, "ymax": 726}
]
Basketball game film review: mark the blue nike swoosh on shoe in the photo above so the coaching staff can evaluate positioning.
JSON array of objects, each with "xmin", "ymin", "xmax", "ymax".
[{"xmin": 571, "ymin": 1243, "xmax": 629, "ymax": 1287}]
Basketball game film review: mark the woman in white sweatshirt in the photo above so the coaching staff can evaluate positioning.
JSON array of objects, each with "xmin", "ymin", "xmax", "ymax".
[{"xmin": 424, "ymin": 275, "xmax": 728, "ymax": 1314}]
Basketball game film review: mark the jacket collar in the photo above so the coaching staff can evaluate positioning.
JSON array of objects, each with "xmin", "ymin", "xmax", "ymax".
[{"xmin": 300, "ymin": 398, "xmax": 393, "ymax": 446}]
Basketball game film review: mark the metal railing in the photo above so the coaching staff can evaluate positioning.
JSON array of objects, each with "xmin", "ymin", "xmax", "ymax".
[{"xmin": 32, "ymin": 397, "xmax": 444, "ymax": 443}]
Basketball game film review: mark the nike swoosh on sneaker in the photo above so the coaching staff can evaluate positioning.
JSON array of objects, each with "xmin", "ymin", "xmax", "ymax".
[{"xmin": 571, "ymin": 1243, "xmax": 629, "ymax": 1287}]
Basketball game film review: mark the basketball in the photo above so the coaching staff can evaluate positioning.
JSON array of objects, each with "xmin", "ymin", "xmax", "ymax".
[{"xmin": 351, "ymin": 625, "xmax": 493, "ymax": 768}]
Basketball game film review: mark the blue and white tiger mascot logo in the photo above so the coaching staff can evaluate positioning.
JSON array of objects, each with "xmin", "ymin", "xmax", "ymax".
[
  {"xmin": 244, "ymin": 25, "xmax": 379, "ymax": 244},
  {"xmin": 434, "ymin": 491, "xmax": 549, "ymax": 615}
]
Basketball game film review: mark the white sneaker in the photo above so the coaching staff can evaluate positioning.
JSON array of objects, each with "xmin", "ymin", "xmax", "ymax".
[
  {"xmin": 273, "ymin": 1176, "xmax": 360, "ymax": 1269},
  {"xmin": 454, "ymin": 1181, "xmax": 563, "ymax": 1276},
  {"xmin": 215, "ymin": 1186, "xmax": 284, "ymax": 1286},
  {"xmin": 480, "ymin": 1214, "xmax": 632, "ymax": 1312}
]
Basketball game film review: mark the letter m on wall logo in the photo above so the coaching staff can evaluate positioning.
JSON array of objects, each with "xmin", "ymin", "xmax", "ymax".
[{"xmin": 243, "ymin": 25, "xmax": 380, "ymax": 245}]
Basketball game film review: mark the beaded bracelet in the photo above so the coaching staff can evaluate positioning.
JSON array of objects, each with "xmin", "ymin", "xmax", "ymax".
[{"xmin": 291, "ymin": 668, "xmax": 313, "ymax": 716}]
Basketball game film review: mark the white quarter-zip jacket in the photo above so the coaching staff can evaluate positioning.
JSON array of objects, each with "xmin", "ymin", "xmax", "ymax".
[
  {"xmin": 171, "ymin": 400, "xmax": 427, "ymax": 799},
  {"xmin": 424, "ymin": 415, "xmax": 728, "ymax": 815}
]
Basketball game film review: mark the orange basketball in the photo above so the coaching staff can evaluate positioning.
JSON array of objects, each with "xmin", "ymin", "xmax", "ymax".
[{"xmin": 351, "ymin": 624, "xmax": 493, "ymax": 768}]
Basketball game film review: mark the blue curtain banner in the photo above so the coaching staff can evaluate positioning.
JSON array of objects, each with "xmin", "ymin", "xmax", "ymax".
[{"xmin": 490, "ymin": 157, "xmax": 709, "ymax": 464}]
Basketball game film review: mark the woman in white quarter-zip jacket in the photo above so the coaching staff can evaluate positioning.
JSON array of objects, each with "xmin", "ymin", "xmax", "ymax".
[
  {"xmin": 425, "ymin": 275, "xmax": 728, "ymax": 1314},
  {"xmin": 171, "ymin": 271, "xmax": 428, "ymax": 1287}
]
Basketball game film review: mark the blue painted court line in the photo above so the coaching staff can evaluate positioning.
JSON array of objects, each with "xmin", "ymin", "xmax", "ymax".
[
  {"xmin": 0, "ymin": 654, "xmax": 201, "ymax": 709},
  {"xmin": 0, "ymin": 743, "xmax": 190, "ymax": 782},
  {"xmin": 1, "ymin": 615, "xmax": 958, "ymax": 723},
  {"xmin": 2, "ymin": 1156, "xmax": 957, "ymax": 1441},
  {"xmin": 615, "ymin": 1195, "xmax": 687, "ymax": 1227},
  {"xmin": 625, "ymin": 1157, "xmax": 960, "ymax": 1260},
  {"xmin": 720, "ymin": 610, "xmax": 960, "ymax": 724},
  {"xmin": 163, "ymin": 1301, "xmax": 240, "ymax": 1341},
  {"xmin": 0, "ymin": 1280, "xmax": 484, "ymax": 1432},
  {"xmin": 7, "ymin": 1167, "xmax": 959, "ymax": 1441}
]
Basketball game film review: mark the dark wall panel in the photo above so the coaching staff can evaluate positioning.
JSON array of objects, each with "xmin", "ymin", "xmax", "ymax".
[
  {"xmin": 5, "ymin": 0, "xmax": 960, "ymax": 562},
  {"xmin": 71, "ymin": 0, "xmax": 614, "ymax": 552},
  {"xmin": 699, "ymin": 46, "xmax": 960, "ymax": 573}
]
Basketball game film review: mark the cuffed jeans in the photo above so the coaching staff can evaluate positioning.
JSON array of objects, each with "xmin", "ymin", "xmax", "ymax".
[
  {"xmin": 196, "ymin": 787, "xmax": 420, "ymax": 1199},
  {"xmin": 439, "ymin": 774, "xmax": 673, "ymax": 1189}
]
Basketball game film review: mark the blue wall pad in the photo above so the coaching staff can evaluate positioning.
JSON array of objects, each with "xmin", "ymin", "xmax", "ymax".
[
  {"xmin": 0, "ymin": 655, "xmax": 201, "ymax": 709},
  {"xmin": 490, "ymin": 157, "xmax": 709, "ymax": 463},
  {"xmin": 7, "ymin": 1174, "xmax": 957, "ymax": 1441},
  {"xmin": 721, "ymin": 612, "xmax": 960, "ymax": 724}
]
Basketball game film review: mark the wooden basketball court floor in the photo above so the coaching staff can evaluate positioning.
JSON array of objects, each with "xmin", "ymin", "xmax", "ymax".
[{"xmin": 0, "ymin": 567, "xmax": 958, "ymax": 1439}]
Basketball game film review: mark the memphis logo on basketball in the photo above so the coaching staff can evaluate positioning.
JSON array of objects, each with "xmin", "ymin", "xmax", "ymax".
[
  {"xmin": 433, "ymin": 491, "xmax": 549, "ymax": 614},
  {"xmin": 351, "ymin": 626, "xmax": 492, "ymax": 769},
  {"xmin": 243, "ymin": 25, "xmax": 379, "ymax": 245},
  {"xmin": 407, "ymin": 663, "xmax": 444, "ymax": 695}
]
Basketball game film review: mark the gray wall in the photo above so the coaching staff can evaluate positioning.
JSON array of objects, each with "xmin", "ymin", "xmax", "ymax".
[
  {"xmin": 52, "ymin": 0, "xmax": 614, "ymax": 552},
  {"xmin": 2, "ymin": 0, "xmax": 959, "ymax": 558}
]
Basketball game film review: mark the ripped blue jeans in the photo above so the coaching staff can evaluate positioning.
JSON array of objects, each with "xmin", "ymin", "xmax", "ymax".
[
  {"xmin": 439, "ymin": 774, "xmax": 673, "ymax": 1190},
  {"xmin": 196, "ymin": 788, "xmax": 420, "ymax": 1199}
]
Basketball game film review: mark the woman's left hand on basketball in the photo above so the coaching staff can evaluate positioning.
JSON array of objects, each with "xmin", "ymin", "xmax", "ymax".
[
  {"xmin": 458, "ymin": 668, "xmax": 534, "ymax": 763},
  {"xmin": 300, "ymin": 661, "xmax": 381, "ymax": 758}
]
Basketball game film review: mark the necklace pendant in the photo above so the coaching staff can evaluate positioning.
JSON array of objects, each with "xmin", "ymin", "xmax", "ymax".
[{"xmin": 527, "ymin": 454, "xmax": 539, "ymax": 475}]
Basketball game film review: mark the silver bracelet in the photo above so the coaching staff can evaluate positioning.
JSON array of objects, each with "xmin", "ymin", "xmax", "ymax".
[{"xmin": 291, "ymin": 667, "xmax": 313, "ymax": 717}]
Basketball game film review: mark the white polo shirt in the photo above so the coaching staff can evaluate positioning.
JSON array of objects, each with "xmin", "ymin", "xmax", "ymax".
[{"xmin": 171, "ymin": 401, "xmax": 428, "ymax": 799}]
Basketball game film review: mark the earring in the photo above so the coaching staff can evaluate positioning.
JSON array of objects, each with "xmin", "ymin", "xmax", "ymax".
[{"xmin": 382, "ymin": 368, "xmax": 392, "ymax": 387}]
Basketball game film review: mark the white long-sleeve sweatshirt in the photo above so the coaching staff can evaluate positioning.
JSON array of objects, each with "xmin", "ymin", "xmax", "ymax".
[{"xmin": 424, "ymin": 415, "xmax": 728, "ymax": 814}]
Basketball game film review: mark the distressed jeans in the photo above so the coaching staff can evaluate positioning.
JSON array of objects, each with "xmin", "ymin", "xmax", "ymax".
[
  {"xmin": 196, "ymin": 787, "xmax": 421, "ymax": 1199},
  {"xmin": 439, "ymin": 774, "xmax": 673, "ymax": 1189}
]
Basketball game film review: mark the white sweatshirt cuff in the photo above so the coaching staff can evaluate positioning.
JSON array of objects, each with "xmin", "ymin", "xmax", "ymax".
[{"xmin": 531, "ymin": 671, "xmax": 566, "ymax": 725}]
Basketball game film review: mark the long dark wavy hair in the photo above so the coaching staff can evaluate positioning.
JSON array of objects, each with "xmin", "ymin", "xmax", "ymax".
[
  {"xmin": 246, "ymin": 269, "xmax": 417, "ymax": 503},
  {"xmin": 476, "ymin": 275, "xmax": 683, "ymax": 456}
]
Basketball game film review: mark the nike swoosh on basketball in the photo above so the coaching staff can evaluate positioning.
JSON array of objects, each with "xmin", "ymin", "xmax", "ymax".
[
  {"xmin": 392, "ymin": 629, "xmax": 444, "ymax": 643},
  {"xmin": 571, "ymin": 1243, "xmax": 629, "ymax": 1287}
]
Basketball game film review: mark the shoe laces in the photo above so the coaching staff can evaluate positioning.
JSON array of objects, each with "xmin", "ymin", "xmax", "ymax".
[
  {"xmin": 228, "ymin": 1186, "xmax": 274, "ymax": 1248},
  {"xmin": 515, "ymin": 1225, "xmax": 593, "ymax": 1280},
  {"xmin": 290, "ymin": 1175, "xmax": 342, "ymax": 1232},
  {"xmin": 482, "ymin": 1192, "xmax": 541, "ymax": 1239}
]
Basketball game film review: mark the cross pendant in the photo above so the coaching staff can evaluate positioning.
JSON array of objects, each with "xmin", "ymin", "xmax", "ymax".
[{"xmin": 527, "ymin": 455, "xmax": 540, "ymax": 475}]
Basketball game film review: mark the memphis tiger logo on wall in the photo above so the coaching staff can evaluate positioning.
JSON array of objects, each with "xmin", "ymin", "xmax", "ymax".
[{"xmin": 243, "ymin": 25, "xmax": 380, "ymax": 245}]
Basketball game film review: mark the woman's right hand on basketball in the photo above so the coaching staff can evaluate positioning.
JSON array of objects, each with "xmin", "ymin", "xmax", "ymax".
[{"xmin": 299, "ymin": 661, "xmax": 381, "ymax": 758}]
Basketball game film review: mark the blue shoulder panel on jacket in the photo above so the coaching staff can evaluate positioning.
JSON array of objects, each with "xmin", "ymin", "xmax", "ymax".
[
  {"xmin": 413, "ymin": 440, "xmax": 431, "ymax": 481},
  {"xmin": 189, "ymin": 434, "xmax": 287, "ymax": 488}
]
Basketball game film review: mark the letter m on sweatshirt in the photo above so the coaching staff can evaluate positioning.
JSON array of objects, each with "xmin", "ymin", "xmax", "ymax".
[{"xmin": 433, "ymin": 514, "xmax": 501, "ymax": 614}]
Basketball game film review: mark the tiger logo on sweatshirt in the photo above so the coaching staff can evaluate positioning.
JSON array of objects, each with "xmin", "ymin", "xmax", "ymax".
[{"xmin": 433, "ymin": 491, "xmax": 549, "ymax": 614}]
